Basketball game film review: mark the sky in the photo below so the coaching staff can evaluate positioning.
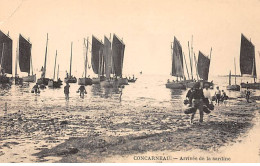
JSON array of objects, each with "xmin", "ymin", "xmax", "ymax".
[{"xmin": 0, "ymin": 0, "xmax": 260, "ymax": 79}]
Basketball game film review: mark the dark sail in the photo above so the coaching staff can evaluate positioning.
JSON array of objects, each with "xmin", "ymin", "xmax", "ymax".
[
  {"xmin": 240, "ymin": 34, "xmax": 256, "ymax": 77},
  {"xmin": 19, "ymin": 34, "xmax": 32, "ymax": 73},
  {"xmin": 91, "ymin": 36, "xmax": 104, "ymax": 75},
  {"xmin": 171, "ymin": 37, "xmax": 184, "ymax": 77},
  {"xmin": 197, "ymin": 51, "xmax": 210, "ymax": 81},
  {"xmin": 104, "ymin": 36, "xmax": 112, "ymax": 78},
  {"xmin": 0, "ymin": 30, "xmax": 12, "ymax": 74},
  {"xmin": 112, "ymin": 34, "xmax": 125, "ymax": 77}
]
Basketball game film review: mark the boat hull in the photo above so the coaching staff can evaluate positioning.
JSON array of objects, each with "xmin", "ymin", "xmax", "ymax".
[
  {"xmin": 128, "ymin": 78, "xmax": 137, "ymax": 83},
  {"xmin": 48, "ymin": 79, "xmax": 62, "ymax": 88},
  {"xmin": 22, "ymin": 74, "xmax": 36, "ymax": 82},
  {"xmin": 64, "ymin": 76, "xmax": 77, "ymax": 83},
  {"xmin": 241, "ymin": 82, "xmax": 260, "ymax": 89},
  {"xmin": 92, "ymin": 76, "xmax": 106, "ymax": 84},
  {"xmin": 226, "ymin": 85, "xmax": 240, "ymax": 91},
  {"xmin": 78, "ymin": 77, "xmax": 92, "ymax": 85},
  {"xmin": 166, "ymin": 82, "xmax": 186, "ymax": 89},
  {"xmin": 37, "ymin": 78, "xmax": 50, "ymax": 85},
  {"xmin": 118, "ymin": 78, "xmax": 128, "ymax": 85},
  {"xmin": 15, "ymin": 77, "xmax": 23, "ymax": 85},
  {"xmin": 185, "ymin": 80, "xmax": 214, "ymax": 89}
]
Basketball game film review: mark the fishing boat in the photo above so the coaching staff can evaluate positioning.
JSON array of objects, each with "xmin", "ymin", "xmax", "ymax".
[
  {"xmin": 240, "ymin": 34, "xmax": 260, "ymax": 89},
  {"xmin": 37, "ymin": 34, "xmax": 50, "ymax": 86},
  {"xmin": 100, "ymin": 35, "xmax": 115, "ymax": 88},
  {"xmin": 64, "ymin": 42, "xmax": 77, "ymax": 83},
  {"xmin": 91, "ymin": 35, "xmax": 105, "ymax": 84},
  {"xmin": 16, "ymin": 34, "xmax": 36, "ymax": 83},
  {"xmin": 196, "ymin": 50, "xmax": 214, "ymax": 88},
  {"xmin": 0, "ymin": 30, "xmax": 13, "ymax": 84},
  {"xmin": 78, "ymin": 38, "xmax": 92, "ymax": 86},
  {"xmin": 166, "ymin": 37, "xmax": 186, "ymax": 89},
  {"xmin": 112, "ymin": 34, "xmax": 128, "ymax": 86},
  {"xmin": 128, "ymin": 77, "xmax": 137, "ymax": 83},
  {"xmin": 226, "ymin": 58, "xmax": 240, "ymax": 91},
  {"xmin": 48, "ymin": 50, "xmax": 62, "ymax": 88}
]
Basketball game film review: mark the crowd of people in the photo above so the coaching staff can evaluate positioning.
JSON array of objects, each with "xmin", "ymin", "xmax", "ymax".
[{"xmin": 185, "ymin": 83, "xmax": 230, "ymax": 124}]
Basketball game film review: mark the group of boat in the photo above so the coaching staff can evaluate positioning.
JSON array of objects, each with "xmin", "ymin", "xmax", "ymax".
[
  {"xmin": 166, "ymin": 34, "xmax": 260, "ymax": 91},
  {"xmin": 0, "ymin": 30, "xmax": 137, "ymax": 89},
  {"xmin": 166, "ymin": 36, "xmax": 213, "ymax": 90}
]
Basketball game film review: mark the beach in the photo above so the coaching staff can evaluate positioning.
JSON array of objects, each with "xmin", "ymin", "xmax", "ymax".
[{"xmin": 0, "ymin": 75, "xmax": 259, "ymax": 163}]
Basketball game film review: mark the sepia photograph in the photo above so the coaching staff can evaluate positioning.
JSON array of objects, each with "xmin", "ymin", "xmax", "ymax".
[{"xmin": 0, "ymin": 0, "xmax": 260, "ymax": 163}]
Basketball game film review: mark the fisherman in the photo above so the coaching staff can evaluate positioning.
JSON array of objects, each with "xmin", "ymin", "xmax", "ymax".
[
  {"xmin": 32, "ymin": 83, "xmax": 40, "ymax": 94},
  {"xmin": 221, "ymin": 90, "xmax": 228, "ymax": 101},
  {"xmin": 215, "ymin": 86, "xmax": 221, "ymax": 105},
  {"xmin": 64, "ymin": 82, "xmax": 70, "ymax": 99},
  {"xmin": 119, "ymin": 85, "xmax": 124, "ymax": 102},
  {"xmin": 203, "ymin": 84, "xmax": 211, "ymax": 106},
  {"xmin": 190, "ymin": 82, "xmax": 205, "ymax": 124},
  {"xmin": 167, "ymin": 79, "xmax": 170, "ymax": 83},
  {"xmin": 78, "ymin": 85, "xmax": 86, "ymax": 98},
  {"xmin": 245, "ymin": 87, "xmax": 251, "ymax": 103},
  {"xmin": 186, "ymin": 88, "xmax": 194, "ymax": 107}
]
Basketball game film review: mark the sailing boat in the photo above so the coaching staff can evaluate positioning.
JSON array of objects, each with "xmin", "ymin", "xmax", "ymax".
[
  {"xmin": 240, "ymin": 34, "xmax": 260, "ymax": 89},
  {"xmin": 100, "ymin": 35, "xmax": 114, "ymax": 88},
  {"xmin": 78, "ymin": 38, "xmax": 92, "ymax": 85},
  {"xmin": 37, "ymin": 34, "xmax": 50, "ymax": 86},
  {"xmin": 112, "ymin": 34, "xmax": 128, "ymax": 86},
  {"xmin": 0, "ymin": 30, "xmax": 13, "ymax": 84},
  {"xmin": 48, "ymin": 50, "xmax": 62, "ymax": 88},
  {"xmin": 166, "ymin": 36, "xmax": 186, "ymax": 89},
  {"xmin": 226, "ymin": 58, "xmax": 240, "ymax": 91},
  {"xmin": 196, "ymin": 50, "xmax": 213, "ymax": 88},
  {"xmin": 64, "ymin": 42, "xmax": 77, "ymax": 83},
  {"xmin": 17, "ymin": 34, "xmax": 36, "ymax": 83},
  {"xmin": 91, "ymin": 35, "xmax": 105, "ymax": 84}
]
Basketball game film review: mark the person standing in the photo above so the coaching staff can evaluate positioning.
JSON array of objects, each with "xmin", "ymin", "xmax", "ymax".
[
  {"xmin": 186, "ymin": 88, "xmax": 194, "ymax": 107},
  {"xmin": 245, "ymin": 87, "xmax": 251, "ymax": 103},
  {"xmin": 78, "ymin": 85, "xmax": 86, "ymax": 98},
  {"xmin": 64, "ymin": 82, "xmax": 70, "ymax": 100},
  {"xmin": 215, "ymin": 86, "xmax": 221, "ymax": 105},
  {"xmin": 190, "ymin": 82, "xmax": 205, "ymax": 124}
]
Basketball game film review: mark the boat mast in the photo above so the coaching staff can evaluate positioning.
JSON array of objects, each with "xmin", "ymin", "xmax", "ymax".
[
  {"xmin": 57, "ymin": 64, "xmax": 59, "ymax": 80},
  {"xmin": 229, "ymin": 70, "xmax": 231, "ymax": 85},
  {"xmin": 194, "ymin": 53, "xmax": 199, "ymax": 80},
  {"xmin": 84, "ymin": 38, "xmax": 89, "ymax": 78},
  {"xmin": 70, "ymin": 42, "xmax": 73, "ymax": 77},
  {"xmin": 191, "ymin": 36, "xmax": 194, "ymax": 79},
  {"xmin": 188, "ymin": 41, "xmax": 193, "ymax": 80},
  {"xmin": 53, "ymin": 50, "xmax": 57, "ymax": 80},
  {"xmin": 183, "ymin": 52, "xmax": 190, "ymax": 80},
  {"xmin": 234, "ymin": 58, "xmax": 237, "ymax": 85},
  {"xmin": 42, "ymin": 34, "xmax": 48, "ymax": 78},
  {"xmin": 15, "ymin": 40, "xmax": 18, "ymax": 77},
  {"xmin": 98, "ymin": 49, "xmax": 101, "ymax": 78}
]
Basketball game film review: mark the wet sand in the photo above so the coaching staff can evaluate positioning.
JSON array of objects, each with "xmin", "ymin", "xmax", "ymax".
[{"xmin": 0, "ymin": 87, "xmax": 259, "ymax": 163}]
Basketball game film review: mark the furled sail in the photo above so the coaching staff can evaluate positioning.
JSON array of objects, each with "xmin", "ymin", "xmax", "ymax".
[
  {"xmin": 19, "ymin": 34, "xmax": 32, "ymax": 73},
  {"xmin": 104, "ymin": 36, "xmax": 112, "ymax": 78},
  {"xmin": 197, "ymin": 51, "xmax": 210, "ymax": 81},
  {"xmin": 112, "ymin": 34, "xmax": 125, "ymax": 77},
  {"xmin": 240, "ymin": 34, "xmax": 256, "ymax": 77},
  {"xmin": 171, "ymin": 37, "xmax": 184, "ymax": 78},
  {"xmin": 0, "ymin": 30, "xmax": 12, "ymax": 74},
  {"xmin": 91, "ymin": 35, "xmax": 104, "ymax": 75}
]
